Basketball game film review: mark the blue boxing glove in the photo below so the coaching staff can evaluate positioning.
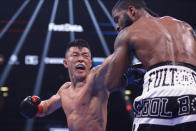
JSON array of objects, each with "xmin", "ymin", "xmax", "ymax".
[{"xmin": 124, "ymin": 67, "xmax": 146, "ymax": 87}]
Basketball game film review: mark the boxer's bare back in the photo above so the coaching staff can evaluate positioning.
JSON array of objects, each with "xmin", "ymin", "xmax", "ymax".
[{"xmin": 113, "ymin": 12, "xmax": 196, "ymax": 68}]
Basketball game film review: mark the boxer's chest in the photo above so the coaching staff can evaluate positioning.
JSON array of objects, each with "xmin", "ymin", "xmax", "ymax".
[{"xmin": 60, "ymin": 85, "xmax": 94, "ymax": 114}]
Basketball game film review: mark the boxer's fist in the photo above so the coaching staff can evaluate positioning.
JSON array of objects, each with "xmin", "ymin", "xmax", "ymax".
[{"xmin": 19, "ymin": 96, "xmax": 43, "ymax": 118}]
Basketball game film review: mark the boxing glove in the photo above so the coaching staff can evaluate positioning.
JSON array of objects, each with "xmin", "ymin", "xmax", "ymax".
[
  {"xmin": 124, "ymin": 67, "xmax": 146, "ymax": 86},
  {"xmin": 19, "ymin": 96, "xmax": 43, "ymax": 118}
]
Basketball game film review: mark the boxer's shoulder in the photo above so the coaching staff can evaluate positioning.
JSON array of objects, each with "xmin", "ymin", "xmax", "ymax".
[
  {"xmin": 58, "ymin": 82, "xmax": 71, "ymax": 93},
  {"xmin": 159, "ymin": 16, "xmax": 183, "ymax": 25},
  {"xmin": 63, "ymin": 82, "xmax": 71, "ymax": 88}
]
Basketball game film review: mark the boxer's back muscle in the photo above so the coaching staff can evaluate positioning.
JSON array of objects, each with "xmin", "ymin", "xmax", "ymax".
[{"xmin": 129, "ymin": 16, "xmax": 196, "ymax": 68}]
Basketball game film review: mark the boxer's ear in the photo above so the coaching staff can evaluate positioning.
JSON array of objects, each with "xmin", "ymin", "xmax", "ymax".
[
  {"xmin": 128, "ymin": 5, "xmax": 137, "ymax": 17},
  {"xmin": 63, "ymin": 59, "xmax": 68, "ymax": 68}
]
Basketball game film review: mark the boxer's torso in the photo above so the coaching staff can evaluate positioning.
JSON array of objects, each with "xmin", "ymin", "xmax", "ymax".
[{"xmin": 59, "ymin": 73, "xmax": 109, "ymax": 131}]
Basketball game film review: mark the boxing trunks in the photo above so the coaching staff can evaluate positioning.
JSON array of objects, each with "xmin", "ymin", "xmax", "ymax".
[{"xmin": 132, "ymin": 62, "xmax": 196, "ymax": 131}]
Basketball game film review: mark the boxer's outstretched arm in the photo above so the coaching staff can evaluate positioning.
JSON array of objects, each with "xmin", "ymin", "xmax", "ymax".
[
  {"xmin": 92, "ymin": 29, "xmax": 132, "ymax": 92},
  {"xmin": 37, "ymin": 82, "xmax": 71, "ymax": 117},
  {"xmin": 105, "ymin": 30, "xmax": 132, "ymax": 91}
]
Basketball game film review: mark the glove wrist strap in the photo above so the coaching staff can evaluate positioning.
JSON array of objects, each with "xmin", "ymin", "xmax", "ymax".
[{"xmin": 36, "ymin": 104, "xmax": 43, "ymax": 116}]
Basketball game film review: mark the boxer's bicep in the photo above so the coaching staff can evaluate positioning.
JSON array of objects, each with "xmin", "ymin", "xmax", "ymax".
[
  {"xmin": 92, "ymin": 53, "xmax": 124, "ymax": 91},
  {"xmin": 106, "ymin": 44, "xmax": 130, "ymax": 91},
  {"xmin": 92, "ymin": 55, "xmax": 114, "ymax": 88},
  {"xmin": 93, "ymin": 29, "xmax": 132, "ymax": 91}
]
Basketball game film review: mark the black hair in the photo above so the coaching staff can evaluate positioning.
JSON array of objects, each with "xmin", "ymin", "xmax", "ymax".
[
  {"xmin": 65, "ymin": 39, "xmax": 91, "ymax": 56},
  {"xmin": 113, "ymin": 0, "xmax": 146, "ymax": 11},
  {"xmin": 112, "ymin": 0, "xmax": 159, "ymax": 17}
]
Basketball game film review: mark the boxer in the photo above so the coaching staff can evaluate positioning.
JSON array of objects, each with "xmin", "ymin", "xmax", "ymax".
[{"xmin": 112, "ymin": 0, "xmax": 196, "ymax": 130}]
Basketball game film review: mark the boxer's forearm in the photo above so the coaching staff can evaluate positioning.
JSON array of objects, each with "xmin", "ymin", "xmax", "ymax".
[{"xmin": 37, "ymin": 95, "xmax": 61, "ymax": 117}]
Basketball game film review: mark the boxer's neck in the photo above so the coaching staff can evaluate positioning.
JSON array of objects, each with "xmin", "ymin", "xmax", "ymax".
[
  {"xmin": 134, "ymin": 9, "xmax": 151, "ymax": 22},
  {"xmin": 72, "ymin": 78, "xmax": 87, "ymax": 89}
]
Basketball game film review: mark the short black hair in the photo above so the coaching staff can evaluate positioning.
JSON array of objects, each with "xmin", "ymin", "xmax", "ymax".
[
  {"xmin": 112, "ymin": 0, "xmax": 158, "ymax": 17},
  {"xmin": 65, "ymin": 39, "xmax": 91, "ymax": 57}
]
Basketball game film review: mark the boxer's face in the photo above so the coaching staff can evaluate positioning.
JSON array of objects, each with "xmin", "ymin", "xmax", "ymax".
[
  {"xmin": 112, "ymin": 9, "xmax": 133, "ymax": 32},
  {"xmin": 64, "ymin": 47, "xmax": 92, "ymax": 81}
]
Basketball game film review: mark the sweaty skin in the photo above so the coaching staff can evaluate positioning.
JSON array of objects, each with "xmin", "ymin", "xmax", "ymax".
[
  {"xmin": 113, "ymin": 9, "xmax": 196, "ymax": 69},
  {"xmin": 37, "ymin": 46, "xmax": 130, "ymax": 131},
  {"xmin": 110, "ymin": 5, "xmax": 196, "ymax": 131}
]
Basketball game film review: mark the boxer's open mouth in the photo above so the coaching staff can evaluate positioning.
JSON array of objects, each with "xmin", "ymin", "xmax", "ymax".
[{"xmin": 75, "ymin": 64, "xmax": 85, "ymax": 70}]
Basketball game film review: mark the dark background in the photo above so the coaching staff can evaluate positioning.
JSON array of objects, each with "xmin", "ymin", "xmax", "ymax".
[{"xmin": 0, "ymin": 0, "xmax": 196, "ymax": 131}]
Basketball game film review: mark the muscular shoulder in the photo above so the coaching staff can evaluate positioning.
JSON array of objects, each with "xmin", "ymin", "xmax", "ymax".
[
  {"xmin": 57, "ymin": 82, "xmax": 71, "ymax": 95},
  {"xmin": 62, "ymin": 82, "xmax": 71, "ymax": 90},
  {"xmin": 160, "ymin": 16, "xmax": 178, "ymax": 22},
  {"xmin": 114, "ymin": 28, "xmax": 133, "ymax": 50},
  {"xmin": 159, "ymin": 16, "xmax": 185, "ymax": 26},
  {"xmin": 161, "ymin": 16, "xmax": 195, "ymax": 34}
]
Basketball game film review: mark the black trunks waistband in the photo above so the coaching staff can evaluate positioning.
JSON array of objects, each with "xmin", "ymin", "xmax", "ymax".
[{"xmin": 147, "ymin": 61, "xmax": 196, "ymax": 72}]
